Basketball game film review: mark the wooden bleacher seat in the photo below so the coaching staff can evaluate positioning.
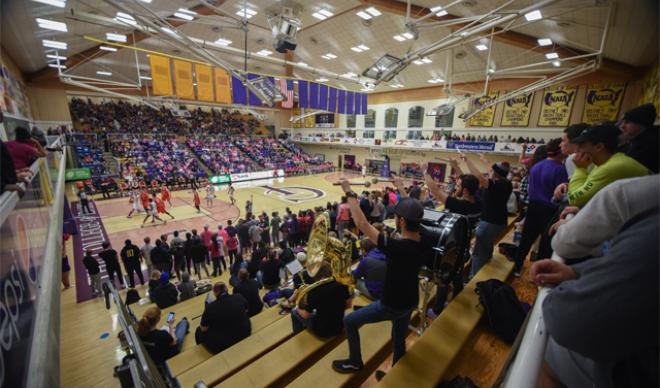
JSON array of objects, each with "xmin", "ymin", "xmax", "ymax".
[
  {"xmin": 167, "ymin": 306, "xmax": 284, "ymax": 377},
  {"xmin": 377, "ymin": 254, "xmax": 513, "ymax": 387}
]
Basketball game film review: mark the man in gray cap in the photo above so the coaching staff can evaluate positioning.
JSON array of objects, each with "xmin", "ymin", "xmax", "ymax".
[{"xmin": 332, "ymin": 179, "xmax": 428, "ymax": 375}]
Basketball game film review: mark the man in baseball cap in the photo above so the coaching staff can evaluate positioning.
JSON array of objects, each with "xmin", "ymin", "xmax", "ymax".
[
  {"xmin": 566, "ymin": 123, "xmax": 649, "ymax": 207},
  {"xmin": 618, "ymin": 103, "xmax": 658, "ymax": 173}
]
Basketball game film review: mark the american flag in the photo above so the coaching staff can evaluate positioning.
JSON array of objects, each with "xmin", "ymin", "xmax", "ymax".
[{"xmin": 279, "ymin": 79, "xmax": 294, "ymax": 108}]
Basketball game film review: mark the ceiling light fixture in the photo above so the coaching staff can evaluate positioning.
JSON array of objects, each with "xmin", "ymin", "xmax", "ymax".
[
  {"xmin": 99, "ymin": 45, "xmax": 117, "ymax": 52},
  {"xmin": 430, "ymin": 6, "xmax": 448, "ymax": 17},
  {"xmin": 356, "ymin": 11, "xmax": 372, "ymax": 20},
  {"xmin": 46, "ymin": 54, "xmax": 67, "ymax": 60},
  {"xmin": 36, "ymin": 18, "xmax": 68, "ymax": 32},
  {"xmin": 321, "ymin": 53, "xmax": 337, "ymax": 59},
  {"xmin": 42, "ymin": 39, "xmax": 67, "ymax": 49},
  {"xmin": 96, "ymin": 71, "xmax": 112, "ymax": 76},
  {"xmin": 312, "ymin": 9, "xmax": 334, "ymax": 20},
  {"xmin": 33, "ymin": 0, "xmax": 66, "ymax": 8},
  {"xmin": 545, "ymin": 52, "xmax": 559, "ymax": 59},
  {"xmin": 114, "ymin": 12, "xmax": 137, "ymax": 26},
  {"xmin": 524, "ymin": 10, "xmax": 542, "ymax": 21},
  {"xmin": 256, "ymin": 49, "xmax": 272, "ymax": 56},
  {"xmin": 537, "ymin": 38, "xmax": 552, "ymax": 46},
  {"xmin": 236, "ymin": 8, "xmax": 257, "ymax": 19},
  {"xmin": 552, "ymin": 60, "xmax": 561, "ymax": 67},
  {"xmin": 174, "ymin": 8, "xmax": 197, "ymax": 21},
  {"xmin": 475, "ymin": 44, "xmax": 488, "ymax": 51},
  {"xmin": 427, "ymin": 77, "xmax": 444, "ymax": 84},
  {"xmin": 106, "ymin": 33, "xmax": 127, "ymax": 43},
  {"xmin": 365, "ymin": 7, "xmax": 381, "ymax": 16},
  {"xmin": 393, "ymin": 35, "xmax": 406, "ymax": 42},
  {"xmin": 316, "ymin": 77, "xmax": 329, "ymax": 82},
  {"xmin": 48, "ymin": 64, "xmax": 66, "ymax": 69},
  {"xmin": 214, "ymin": 38, "xmax": 232, "ymax": 46},
  {"xmin": 138, "ymin": 0, "xmax": 151, "ymax": 3},
  {"xmin": 343, "ymin": 72, "xmax": 357, "ymax": 78},
  {"xmin": 390, "ymin": 83, "xmax": 404, "ymax": 88},
  {"xmin": 139, "ymin": 75, "xmax": 152, "ymax": 80}
]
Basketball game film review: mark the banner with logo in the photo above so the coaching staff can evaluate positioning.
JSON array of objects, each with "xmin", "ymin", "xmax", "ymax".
[
  {"xmin": 501, "ymin": 92, "xmax": 533, "ymax": 126},
  {"xmin": 64, "ymin": 167, "xmax": 91, "ymax": 182},
  {"xmin": 149, "ymin": 55, "xmax": 173, "ymax": 96},
  {"xmin": 446, "ymin": 141, "xmax": 496, "ymax": 151},
  {"xmin": 209, "ymin": 174, "xmax": 231, "ymax": 184},
  {"xmin": 304, "ymin": 110, "xmax": 316, "ymax": 128},
  {"xmin": 173, "ymin": 60, "xmax": 194, "ymax": 100},
  {"xmin": 469, "ymin": 92, "xmax": 499, "ymax": 127},
  {"xmin": 214, "ymin": 68, "xmax": 232, "ymax": 104},
  {"xmin": 582, "ymin": 83, "xmax": 625, "ymax": 124},
  {"xmin": 538, "ymin": 85, "xmax": 577, "ymax": 126},
  {"xmin": 195, "ymin": 64, "xmax": 214, "ymax": 102},
  {"xmin": 230, "ymin": 170, "xmax": 279, "ymax": 183}
]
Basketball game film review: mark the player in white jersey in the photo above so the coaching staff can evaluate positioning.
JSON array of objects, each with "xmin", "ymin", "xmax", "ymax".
[
  {"xmin": 206, "ymin": 183, "xmax": 215, "ymax": 207},
  {"xmin": 127, "ymin": 191, "xmax": 141, "ymax": 218}
]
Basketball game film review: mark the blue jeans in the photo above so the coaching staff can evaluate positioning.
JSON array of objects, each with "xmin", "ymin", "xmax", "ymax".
[
  {"xmin": 174, "ymin": 319, "xmax": 189, "ymax": 353},
  {"xmin": 471, "ymin": 220, "xmax": 506, "ymax": 277},
  {"xmin": 291, "ymin": 308, "xmax": 316, "ymax": 334},
  {"xmin": 344, "ymin": 300, "xmax": 413, "ymax": 365}
]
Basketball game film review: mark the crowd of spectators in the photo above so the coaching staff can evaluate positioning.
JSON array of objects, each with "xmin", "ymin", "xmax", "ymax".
[{"xmin": 186, "ymin": 136, "xmax": 259, "ymax": 175}]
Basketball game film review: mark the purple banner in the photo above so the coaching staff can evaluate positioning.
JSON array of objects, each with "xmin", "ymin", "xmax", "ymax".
[
  {"xmin": 319, "ymin": 84, "xmax": 328, "ymax": 111},
  {"xmin": 247, "ymin": 73, "xmax": 261, "ymax": 106},
  {"xmin": 354, "ymin": 93, "xmax": 362, "ymax": 115},
  {"xmin": 329, "ymin": 87, "xmax": 337, "ymax": 112},
  {"xmin": 231, "ymin": 75, "xmax": 247, "ymax": 105},
  {"xmin": 309, "ymin": 82, "xmax": 319, "ymax": 109},
  {"xmin": 346, "ymin": 92, "xmax": 354, "ymax": 115},
  {"xmin": 298, "ymin": 80, "xmax": 309, "ymax": 108},
  {"xmin": 362, "ymin": 92, "xmax": 368, "ymax": 115},
  {"xmin": 338, "ymin": 90, "xmax": 346, "ymax": 114}
]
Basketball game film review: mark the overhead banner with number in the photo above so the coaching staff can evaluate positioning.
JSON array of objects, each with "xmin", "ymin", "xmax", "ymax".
[
  {"xmin": 469, "ymin": 92, "xmax": 499, "ymax": 127},
  {"xmin": 538, "ymin": 85, "xmax": 577, "ymax": 126},
  {"xmin": 582, "ymin": 83, "xmax": 625, "ymax": 124},
  {"xmin": 149, "ymin": 55, "xmax": 173, "ymax": 96},
  {"xmin": 214, "ymin": 68, "xmax": 232, "ymax": 104},
  {"xmin": 173, "ymin": 60, "xmax": 194, "ymax": 99},
  {"xmin": 195, "ymin": 64, "xmax": 214, "ymax": 102},
  {"xmin": 501, "ymin": 92, "xmax": 533, "ymax": 126}
]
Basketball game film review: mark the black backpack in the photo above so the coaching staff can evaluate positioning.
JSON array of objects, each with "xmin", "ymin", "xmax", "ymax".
[{"xmin": 475, "ymin": 279, "xmax": 526, "ymax": 343}]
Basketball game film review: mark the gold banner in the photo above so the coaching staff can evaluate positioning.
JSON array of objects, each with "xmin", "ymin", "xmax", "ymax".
[
  {"xmin": 149, "ymin": 55, "xmax": 173, "ymax": 96},
  {"xmin": 292, "ymin": 108, "xmax": 302, "ymax": 128},
  {"xmin": 173, "ymin": 60, "xmax": 194, "ymax": 100},
  {"xmin": 538, "ymin": 85, "xmax": 577, "ymax": 127},
  {"xmin": 304, "ymin": 109, "xmax": 316, "ymax": 128},
  {"xmin": 195, "ymin": 64, "xmax": 214, "ymax": 102},
  {"xmin": 501, "ymin": 91, "xmax": 533, "ymax": 126},
  {"xmin": 469, "ymin": 92, "xmax": 499, "ymax": 127},
  {"xmin": 582, "ymin": 83, "xmax": 626, "ymax": 124},
  {"xmin": 214, "ymin": 68, "xmax": 232, "ymax": 104},
  {"xmin": 638, "ymin": 62, "xmax": 660, "ymax": 115}
]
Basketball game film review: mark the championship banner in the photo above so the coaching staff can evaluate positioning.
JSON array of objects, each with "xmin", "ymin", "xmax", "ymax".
[
  {"xmin": 328, "ymin": 87, "xmax": 337, "ymax": 112},
  {"xmin": 538, "ymin": 85, "xmax": 577, "ymax": 126},
  {"xmin": 582, "ymin": 83, "xmax": 625, "ymax": 124},
  {"xmin": 195, "ymin": 64, "xmax": 214, "ymax": 102},
  {"xmin": 149, "ymin": 55, "xmax": 173, "ymax": 96},
  {"xmin": 501, "ymin": 92, "xmax": 533, "ymax": 126},
  {"xmin": 304, "ymin": 110, "xmax": 316, "ymax": 128},
  {"xmin": 214, "ymin": 68, "xmax": 232, "ymax": 104},
  {"xmin": 292, "ymin": 107, "xmax": 302, "ymax": 128},
  {"xmin": 469, "ymin": 92, "xmax": 499, "ymax": 126},
  {"xmin": 173, "ymin": 60, "xmax": 194, "ymax": 99}
]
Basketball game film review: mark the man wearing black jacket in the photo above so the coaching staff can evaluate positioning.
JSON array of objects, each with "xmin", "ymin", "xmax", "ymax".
[
  {"xmin": 618, "ymin": 103, "xmax": 658, "ymax": 173},
  {"xmin": 151, "ymin": 272, "xmax": 179, "ymax": 309},
  {"xmin": 121, "ymin": 239, "xmax": 144, "ymax": 287},
  {"xmin": 98, "ymin": 241, "xmax": 124, "ymax": 287}
]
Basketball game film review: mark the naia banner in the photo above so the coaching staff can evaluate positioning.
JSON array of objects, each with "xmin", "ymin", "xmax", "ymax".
[
  {"xmin": 469, "ymin": 92, "xmax": 499, "ymax": 127},
  {"xmin": 149, "ymin": 55, "xmax": 173, "ymax": 96},
  {"xmin": 582, "ymin": 83, "xmax": 625, "ymax": 124},
  {"xmin": 501, "ymin": 92, "xmax": 533, "ymax": 126},
  {"xmin": 538, "ymin": 85, "xmax": 577, "ymax": 127},
  {"xmin": 195, "ymin": 64, "xmax": 214, "ymax": 102},
  {"xmin": 214, "ymin": 68, "xmax": 232, "ymax": 104},
  {"xmin": 173, "ymin": 60, "xmax": 194, "ymax": 100}
]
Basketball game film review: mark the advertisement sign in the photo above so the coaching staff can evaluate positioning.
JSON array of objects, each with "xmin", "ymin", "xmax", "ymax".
[
  {"xmin": 446, "ymin": 141, "xmax": 496, "ymax": 151},
  {"xmin": 64, "ymin": 167, "xmax": 91, "ymax": 182},
  {"xmin": 582, "ymin": 83, "xmax": 625, "ymax": 124},
  {"xmin": 469, "ymin": 92, "xmax": 499, "ymax": 127},
  {"xmin": 229, "ymin": 170, "xmax": 280, "ymax": 183},
  {"xmin": 501, "ymin": 92, "xmax": 534, "ymax": 126},
  {"xmin": 209, "ymin": 175, "xmax": 231, "ymax": 184},
  {"xmin": 538, "ymin": 85, "xmax": 577, "ymax": 126}
]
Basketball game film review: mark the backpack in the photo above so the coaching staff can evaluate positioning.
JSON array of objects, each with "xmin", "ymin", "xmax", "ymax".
[
  {"xmin": 125, "ymin": 288, "xmax": 140, "ymax": 305},
  {"xmin": 475, "ymin": 279, "xmax": 526, "ymax": 343}
]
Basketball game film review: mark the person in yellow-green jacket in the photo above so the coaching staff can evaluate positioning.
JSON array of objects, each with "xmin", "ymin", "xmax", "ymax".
[{"xmin": 567, "ymin": 123, "xmax": 649, "ymax": 207}]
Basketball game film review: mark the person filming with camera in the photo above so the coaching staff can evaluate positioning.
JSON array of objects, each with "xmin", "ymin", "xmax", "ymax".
[{"xmin": 332, "ymin": 179, "xmax": 428, "ymax": 376}]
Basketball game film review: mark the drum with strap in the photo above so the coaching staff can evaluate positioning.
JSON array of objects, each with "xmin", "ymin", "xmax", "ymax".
[{"xmin": 419, "ymin": 209, "xmax": 471, "ymax": 284}]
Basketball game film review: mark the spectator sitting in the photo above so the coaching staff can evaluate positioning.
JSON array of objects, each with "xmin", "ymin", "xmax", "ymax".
[
  {"xmin": 351, "ymin": 239, "xmax": 386, "ymax": 300},
  {"xmin": 258, "ymin": 250, "xmax": 281, "ymax": 289},
  {"xmin": 195, "ymin": 282, "xmax": 251, "ymax": 354},
  {"xmin": 151, "ymin": 272, "xmax": 178, "ymax": 309},
  {"xmin": 4, "ymin": 126, "xmax": 47, "ymax": 170},
  {"xmin": 233, "ymin": 269, "xmax": 264, "ymax": 317},
  {"xmin": 618, "ymin": 103, "xmax": 659, "ymax": 173},
  {"xmin": 178, "ymin": 272, "xmax": 196, "ymax": 301},
  {"xmin": 292, "ymin": 252, "xmax": 314, "ymax": 289},
  {"xmin": 148, "ymin": 270, "xmax": 161, "ymax": 302},
  {"xmin": 137, "ymin": 306, "xmax": 189, "ymax": 369},
  {"xmin": 229, "ymin": 254, "xmax": 247, "ymax": 287}
]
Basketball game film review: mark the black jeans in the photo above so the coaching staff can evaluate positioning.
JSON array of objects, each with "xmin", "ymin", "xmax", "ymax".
[
  {"xmin": 125, "ymin": 262, "xmax": 144, "ymax": 287},
  {"xmin": 513, "ymin": 200, "xmax": 557, "ymax": 272},
  {"xmin": 107, "ymin": 264, "xmax": 124, "ymax": 286}
]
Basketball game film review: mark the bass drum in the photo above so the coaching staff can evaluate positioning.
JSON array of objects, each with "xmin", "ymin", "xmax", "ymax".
[{"xmin": 419, "ymin": 209, "xmax": 471, "ymax": 283}]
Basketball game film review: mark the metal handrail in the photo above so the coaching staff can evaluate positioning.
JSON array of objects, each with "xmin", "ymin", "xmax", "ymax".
[{"xmin": 25, "ymin": 147, "xmax": 67, "ymax": 388}]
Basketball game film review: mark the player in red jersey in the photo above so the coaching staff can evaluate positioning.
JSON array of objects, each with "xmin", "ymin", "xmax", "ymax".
[
  {"xmin": 153, "ymin": 194, "xmax": 175, "ymax": 219},
  {"xmin": 192, "ymin": 188, "xmax": 201, "ymax": 213},
  {"xmin": 161, "ymin": 185, "xmax": 172, "ymax": 207}
]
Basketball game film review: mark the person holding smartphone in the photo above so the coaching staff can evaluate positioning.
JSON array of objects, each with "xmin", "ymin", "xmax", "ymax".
[{"xmin": 137, "ymin": 306, "xmax": 189, "ymax": 369}]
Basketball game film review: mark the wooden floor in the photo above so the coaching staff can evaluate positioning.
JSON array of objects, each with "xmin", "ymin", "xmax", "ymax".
[{"xmin": 60, "ymin": 171, "xmax": 390, "ymax": 387}]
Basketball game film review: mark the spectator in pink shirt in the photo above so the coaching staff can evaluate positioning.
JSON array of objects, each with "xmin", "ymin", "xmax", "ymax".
[{"xmin": 5, "ymin": 127, "xmax": 47, "ymax": 170}]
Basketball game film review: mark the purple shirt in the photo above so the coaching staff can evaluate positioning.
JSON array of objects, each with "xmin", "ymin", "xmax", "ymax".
[{"xmin": 528, "ymin": 159, "xmax": 568, "ymax": 207}]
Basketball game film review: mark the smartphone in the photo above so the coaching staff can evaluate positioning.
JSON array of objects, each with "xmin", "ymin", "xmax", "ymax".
[{"xmin": 166, "ymin": 312, "xmax": 175, "ymax": 323}]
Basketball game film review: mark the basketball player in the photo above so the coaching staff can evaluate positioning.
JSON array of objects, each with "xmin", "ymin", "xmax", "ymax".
[
  {"xmin": 361, "ymin": 163, "xmax": 367, "ymax": 179},
  {"xmin": 228, "ymin": 183, "xmax": 236, "ymax": 205},
  {"xmin": 141, "ymin": 198, "xmax": 166, "ymax": 227},
  {"xmin": 153, "ymin": 194, "xmax": 175, "ymax": 220},
  {"xmin": 206, "ymin": 183, "xmax": 215, "ymax": 208},
  {"xmin": 192, "ymin": 188, "xmax": 201, "ymax": 213},
  {"xmin": 161, "ymin": 185, "xmax": 172, "ymax": 208},
  {"xmin": 140, "ymin": 190, "xmax": 150, "ymax": 213},
  {"xmin": 127, "ymin": 190, "xmax": 141, "ymax": 218}
]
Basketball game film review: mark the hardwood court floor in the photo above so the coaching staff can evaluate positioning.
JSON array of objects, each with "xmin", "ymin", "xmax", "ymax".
[{"xmin": 60, "ymin": 171, "xmax": 379, "ymax": 387}]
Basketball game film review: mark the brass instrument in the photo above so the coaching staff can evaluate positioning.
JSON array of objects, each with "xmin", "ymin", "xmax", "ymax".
[{"xmin": 297, "ymin": 212, "xmax": 355, "ymax": 309}]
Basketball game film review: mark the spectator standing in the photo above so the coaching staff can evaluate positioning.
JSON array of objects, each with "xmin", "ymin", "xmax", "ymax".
[
  {"xmin": 121, "ymin": 239, "xmax": 144, "ymax": 287},
  {"xmin": 270, "ymin": 211, "xmax": 282, "ymax": 246},
  {"xmin": 141, "ymin": 237, "xmax": 154, "ymax": 275},
  {"xmin": 98, "ymin": 241, "xmax": 124, "ymax": 287},
  {"xmin": 83, "ymin": 249, "xmax": 102, "ymax": 296}
]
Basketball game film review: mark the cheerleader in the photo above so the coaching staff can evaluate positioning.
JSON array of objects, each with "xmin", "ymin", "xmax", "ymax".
[{"xmin": 161, "ymin": 185, "xmax": 172, "ymax": 207}]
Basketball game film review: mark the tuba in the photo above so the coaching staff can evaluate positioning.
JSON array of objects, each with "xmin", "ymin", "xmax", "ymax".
[{"xmin": 297, "ymin": 212, "xmax": 355, "ymax": 309}]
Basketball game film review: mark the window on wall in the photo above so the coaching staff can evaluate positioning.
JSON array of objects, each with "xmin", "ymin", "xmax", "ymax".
[
  {"xmin": 408, "ymin": 106, "xmax": 424, "ymax": 128},
  {"xmin": 384, "ymin": 108, "xmax": 398, "ymax": 128},
  {"xmin": 365, "ymin": 109, "xmax": 376, "ymax": 128},
  {"xmin": 434, "ymin": 106, "xmax": 455, "ymax": 128},
  {"xmin": 406, "ymin": 130, "xmax": 422, "ymax": 139},
  {"xmin": 346, "ymin": 114, "xmax": 357, "ymax": 128},
  {"xmin": 384, "ymin": 130, "xmax": 397, "ymax": 141},
  {"xmin": 363, "ymin": 130, "xmax": 375, "ymax": 138}
]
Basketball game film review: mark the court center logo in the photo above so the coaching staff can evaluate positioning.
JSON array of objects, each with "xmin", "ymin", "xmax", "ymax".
[{"xmin": 259, "ymin": 185, "xmax": 325, "ymax": 203}]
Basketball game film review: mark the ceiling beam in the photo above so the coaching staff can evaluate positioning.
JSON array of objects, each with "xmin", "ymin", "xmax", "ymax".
[{"xmin": 359, "ymin": 0, "xmax": 640, "ymax": 79}]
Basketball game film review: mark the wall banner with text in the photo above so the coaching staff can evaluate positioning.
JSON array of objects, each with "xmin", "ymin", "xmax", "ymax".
[
  {"xmin": 538, "ymin": 85, "xmax": 577, "ymax": 127},
  {"xmin": 582, "ymin": 83, "xmax": 625, "ymax": 124},
  {"xmin": 469, "ymin": 92, "xmax": 499, "ymax": 127},
  {"xmin": 501, "ymin": 92, "xmax": 533, "ymax": 126}
]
